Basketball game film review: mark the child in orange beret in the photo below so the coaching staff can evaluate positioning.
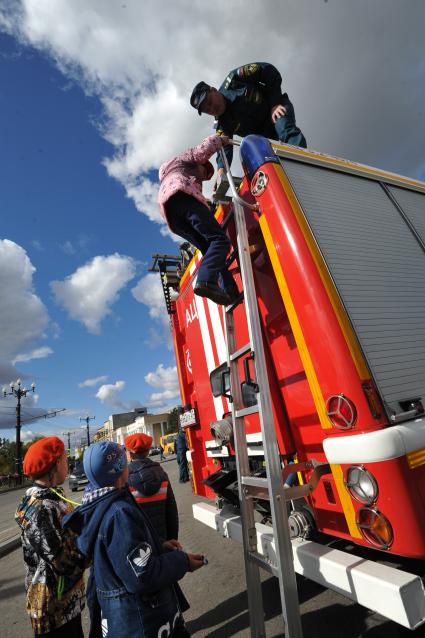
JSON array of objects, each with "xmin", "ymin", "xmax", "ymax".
[
  {"xmin": 125, "ymin": 433, "xmax": 179, "ymax": 541},
  {"xmin": 15, "ymin": 436, "xmax": 87, "ymax": 637}
]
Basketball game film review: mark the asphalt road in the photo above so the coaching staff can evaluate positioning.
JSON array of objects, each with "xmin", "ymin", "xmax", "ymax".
[{"xmin": 0, "ymin": 458, "xmax": 419, "ymax": 637}]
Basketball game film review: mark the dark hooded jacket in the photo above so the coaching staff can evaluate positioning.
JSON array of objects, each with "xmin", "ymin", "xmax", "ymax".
[
  {"xmin": 127, "ymin": 457, "xmax": 179, "ymax": 540},
  {"xmin": 64, "ymin": 486, "xmax": 189, "ymax": 638}
]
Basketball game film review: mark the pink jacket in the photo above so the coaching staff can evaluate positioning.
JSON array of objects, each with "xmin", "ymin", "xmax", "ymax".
[{"xmin": 157, "ymin": 134, "xmax": 224, "ymax": 223}]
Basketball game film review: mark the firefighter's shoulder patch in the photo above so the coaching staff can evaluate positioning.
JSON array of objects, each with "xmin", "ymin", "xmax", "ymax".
[{"xmin": 237, "ymin": 63, "xmax": 258, "ymax": 78}]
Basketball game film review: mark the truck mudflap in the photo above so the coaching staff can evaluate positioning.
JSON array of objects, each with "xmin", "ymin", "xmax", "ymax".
[{"xmin": 193, "ymin": 502, "xmax": 425, "ymax": 630}]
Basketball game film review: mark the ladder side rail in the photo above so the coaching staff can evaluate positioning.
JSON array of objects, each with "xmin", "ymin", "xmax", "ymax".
[
  {"xmin": 224, "ymin": 308, "xmax": 266, "ymax": 638},
  {"xmin": 232, "ymin": 197, "xmax": 303, "ymax": 638}
]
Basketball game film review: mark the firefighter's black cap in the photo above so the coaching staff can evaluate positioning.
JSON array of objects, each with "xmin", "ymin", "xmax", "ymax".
[{"xmin": 190, "ymin": 81, "xmax": 210, "ymax": 115}]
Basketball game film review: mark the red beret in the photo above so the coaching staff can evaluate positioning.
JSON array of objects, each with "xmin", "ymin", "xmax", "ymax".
[
  {"xmin": 23, "ymin": 436, "xmax": 65, "ymax": 478},
  {"xmin": 125, "ymin": 433, "xmax": 153, "ymax": 453}
]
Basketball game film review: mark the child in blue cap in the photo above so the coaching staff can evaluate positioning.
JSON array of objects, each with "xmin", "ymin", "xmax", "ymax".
[{"xmin": 64, "ymin": 441, "xmax": 204, "ymax": 638}]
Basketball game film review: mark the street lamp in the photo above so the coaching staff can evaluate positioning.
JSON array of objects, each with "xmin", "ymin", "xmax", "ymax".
[{"xmin": 2, "ymin": 379, "xmax": 36, "ymax": 482}]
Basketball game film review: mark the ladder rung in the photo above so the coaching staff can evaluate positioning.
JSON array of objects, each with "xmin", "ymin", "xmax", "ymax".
[
  {"xmin": 241, "ymin": 476, "xmax": 269, "ymax": 500},
  {"xmin": 248, "ymin": 550, "xmax": 279, "ymax": 577},
  {"xmin": 241, "ymin": 476, "xmax": 268, "ymax": 488},
  {"xmin": 230, "ymin": 342, "xmax": 252, "ymax": 361},
  {"xmin": 225, "ymin": 292, "xmax": 244, "ymax": 313},
  {"xmin": 236, "ymin": 405, "xmax": 259, "ymax": 418}
]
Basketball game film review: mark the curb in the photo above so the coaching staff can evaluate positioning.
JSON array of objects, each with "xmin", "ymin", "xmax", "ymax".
[
  {"xmin": 0, "ymin": 483, "xmax": 30, "ymax": 495},
  {"xmin": 0, "ymin": 535, "xmax": 21, "ymax": 558},
  {"xmin": 159, "ymin": 455, "xmax": 176, "ymax": 464}
]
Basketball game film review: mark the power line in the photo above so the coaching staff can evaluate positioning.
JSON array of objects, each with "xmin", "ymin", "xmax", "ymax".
[{"xmin": 20, "ymin": 408, "xmax": 66, "ymax": 425}]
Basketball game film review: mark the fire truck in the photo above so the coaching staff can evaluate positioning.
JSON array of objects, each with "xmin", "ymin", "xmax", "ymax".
[{"xmin": 152, "ymin": 135, "xmax": 425, "ymax": 634}]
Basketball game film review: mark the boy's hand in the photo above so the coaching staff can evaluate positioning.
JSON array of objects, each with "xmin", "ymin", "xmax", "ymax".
[
  {"xmin": 187, "ymin": 553, "xmax": 205, "ymax": 572},
  {"xmin": 219, "ymin": 135, "xmax": 230, "ymax": 146},
  {"xmin": 162, "ymin": 539, "xmax": 183, "ymax": 551}
]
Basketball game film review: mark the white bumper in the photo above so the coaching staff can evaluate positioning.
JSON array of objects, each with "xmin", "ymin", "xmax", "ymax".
[
  {"xmin": 193, "ymin": 501, "xmax": 425, "ymax": 629},
  {"xmin": 323, "ymin": 417, "xmax": 425, "ymax": 464}
]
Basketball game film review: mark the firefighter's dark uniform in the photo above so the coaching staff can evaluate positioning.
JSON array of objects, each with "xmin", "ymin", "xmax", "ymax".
[
  {"xmin": 175, "ymin": 431, "xmax": 190, "ymax": 483},
  {"xmin": 214, "ymin": 62, "xmax": 306, "ymax": 169}
]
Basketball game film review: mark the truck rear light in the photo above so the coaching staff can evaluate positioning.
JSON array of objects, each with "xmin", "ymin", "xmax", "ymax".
[
  {"xmin": 356, "ymin": 507, "xmax": 393, "ymax": 549},
  {"xmin": 326, "ymin": 394, "xmax": 357, "ymax": 429},
  {"xmin": 345, "ymin": 466, "xmax": 378, "ymax": 504}
]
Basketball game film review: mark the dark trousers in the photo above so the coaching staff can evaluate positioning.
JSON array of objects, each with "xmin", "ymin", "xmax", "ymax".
[
  {"xmin": 264, "ymin": 93, "xmax": 307, "ymax": 148},
  {"xmin": 37, "ymin": 614, "xmax": 84, "ymax": 638},
  {"xmin": 166, "ymin": 192, "xmax": 234, "ymax": 288},
  {"xmin": 176, "ymin": 453, "xmax": 189, "ymax": 483}
]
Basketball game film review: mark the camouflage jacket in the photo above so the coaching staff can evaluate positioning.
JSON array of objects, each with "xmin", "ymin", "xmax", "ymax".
[{"xmin": 15, "ymin": 485, "xmax": 86, "ymax": 635}]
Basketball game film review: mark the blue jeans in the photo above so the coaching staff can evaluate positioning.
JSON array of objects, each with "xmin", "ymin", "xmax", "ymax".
[{"xmin": 166, "ymin": 192, "xmax": 234, "ymax": 288}]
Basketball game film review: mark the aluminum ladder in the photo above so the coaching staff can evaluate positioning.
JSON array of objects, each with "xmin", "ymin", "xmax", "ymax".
[{"xmin": 219, "ymin": 147, "xmax": 303, "ymax": 638}]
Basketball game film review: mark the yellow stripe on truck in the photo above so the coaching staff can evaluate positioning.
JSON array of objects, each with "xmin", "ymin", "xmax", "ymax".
[{"xmin": 260, "ymin": 213, "xmax": 361, "ymax": 538}]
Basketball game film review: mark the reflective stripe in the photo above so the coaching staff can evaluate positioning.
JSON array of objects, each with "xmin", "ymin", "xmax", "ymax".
[{"xmin": 129, "ymin": 481, "xmax": 168, "ymax": 504}]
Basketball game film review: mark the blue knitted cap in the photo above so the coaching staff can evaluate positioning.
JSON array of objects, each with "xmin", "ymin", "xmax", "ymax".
[{"xmin": 83, "ymin": 441, "xmax": 127, "ymax": 488}]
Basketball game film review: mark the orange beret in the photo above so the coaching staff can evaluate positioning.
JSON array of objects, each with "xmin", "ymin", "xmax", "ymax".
[
  {"xmin": 125, "ymin": 433, "xmax": 153, "ymax": 453},
  {"xmin": 23, "ymin": 436, "xmax": 65, "ymax": 478}
]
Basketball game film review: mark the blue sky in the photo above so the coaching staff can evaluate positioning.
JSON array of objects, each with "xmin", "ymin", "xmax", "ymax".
[
  {"xmin": 1, "ymin": 1, "xmax": 424, "ymax": 447},
  {"xmin": 0, "ymin": 31, "xmax": 178, "ymax": 443}
]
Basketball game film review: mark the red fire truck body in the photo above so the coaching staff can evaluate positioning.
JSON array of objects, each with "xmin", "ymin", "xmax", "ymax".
[{"xmin": 168, "ymin": 136, "xmax": 425, "ymax": 560}]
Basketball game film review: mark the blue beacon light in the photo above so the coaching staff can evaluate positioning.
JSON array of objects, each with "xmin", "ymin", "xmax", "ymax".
[{"xmin": 240, "ymin": 135, "xmax": 280, "ymax": 182}]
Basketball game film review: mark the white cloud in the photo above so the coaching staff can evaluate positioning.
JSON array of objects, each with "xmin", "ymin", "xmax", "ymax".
[
  {"xmin": 131, "ymin": 273, "xmax": 172, "ymax": 349},
  {"xmin": 0, "ymin": 239, "xmax": 49, "ymax": 361},
  {"xmin": 96, "ymin": 380, "xmax": 125, "ymax": 407},
  {"xmin": 2, "ymin": 0, "xmax": 424, "ymax": 240},
  {"xmin": 0, "ymin": 362, "xmax": 25, "ymax": 386},
  {"xmin": 0, "ymin": 0, "xmax": 425, "ymax": 228},
  {"xmin": 50, "ymin": 253, "xmax": 136, "ymax": 334},
  {"xmin": 0, "ymin": 391, "xmax": 48, "ymax": 430},
  {"xmin": 60, "ymin": 240, "xmax": 76, "ymax": 255},
  {"xmin": 21, "ymin": 429, "xmax": 36, "ymax": 442},
  {"xmin": 31, "ymin": 240, "xmax": 43, "ymax": 252},
  {"xmin": 131, "ymin": 273, "xmax": 167, "ymax": 324},
  {"xmin": 50, "ymin": 322, "xmax": 61, "ymax": 340},
  {"xmin": 78, "ymin": 374, "xmax": 108, "ymax": 388},
  {"xmin": 60, "ymin": 235, "xmax": 90, "ymax": 256},
  {"xmin": 144, "ymin": 364, "xmax": 180, "ymax": 409},
  {"xmin": 12, "ymin": 346, "xmax": 53, "ymax": 365},
  {"xmin": 95, "ymin": 380, "xmax": 144, "ymax": 411}
]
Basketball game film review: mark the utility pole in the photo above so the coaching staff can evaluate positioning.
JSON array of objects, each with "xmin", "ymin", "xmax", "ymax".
[
  {"xmin": 2, "ymin": 379, "xmax": 36, "ymax": 482},
  {"xmin": 80, "ymin": 415, "xmax": 95, "ymax": 447},
  {"xmin": 62, "ymin": 431, "xmax": 72, "ymax": 456}
]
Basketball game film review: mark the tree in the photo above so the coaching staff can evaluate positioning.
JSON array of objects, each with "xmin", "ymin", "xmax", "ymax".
[
  {"xmin": 166, "ymin": 406, "xmax": 181, "ymax": 434},
  {"xmin": 0, "ymin": 436, "xmax": 44, "ymax": 474}
]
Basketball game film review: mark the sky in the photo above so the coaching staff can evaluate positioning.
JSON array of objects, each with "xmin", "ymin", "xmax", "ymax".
[{"xmin": 0, "ymin": 0, "xmax": 424, "ymax": 447}]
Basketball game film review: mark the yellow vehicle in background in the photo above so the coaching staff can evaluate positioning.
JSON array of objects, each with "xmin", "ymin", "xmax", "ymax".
[{"xmin": 160, "ymin": 432, "xmax": 178, "ymax": 455}]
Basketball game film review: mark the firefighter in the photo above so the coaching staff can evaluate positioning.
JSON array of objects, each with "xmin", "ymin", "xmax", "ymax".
[
  {"xmin": 158, "ymin": 133, "xmax": 239, "ymax": 306},
  {"xmin": 175, "ymin": 429, "xmax": 190, "ymax": 484},
  {"xmin": 190, "ymin": 62, "xmax": 306, "ymax": 173},
  {"xmin": 124, "ymin": 433, "xmax": 179, "ymax": 540}
]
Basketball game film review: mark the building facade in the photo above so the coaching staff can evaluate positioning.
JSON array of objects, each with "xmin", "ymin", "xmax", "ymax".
[{"xmin": 93, "ymin": 408, "xmax": 169, "ymax": 447}]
